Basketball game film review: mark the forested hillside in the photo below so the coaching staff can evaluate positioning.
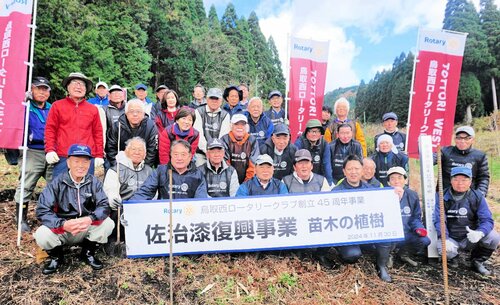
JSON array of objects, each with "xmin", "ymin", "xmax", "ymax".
[
  {"xmin": 32, "ymin": 0, "xmax": 285, "ymax": 103},
  {"xmin": 354, "ymin": 0, "xmax": 499, "ymax": 124}
]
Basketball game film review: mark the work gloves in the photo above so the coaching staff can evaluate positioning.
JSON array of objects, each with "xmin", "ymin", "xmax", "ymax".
[
  {"xmin": 45, "ymin": 151, "xmax": 60, "ymax": 164},
  {"xmin": 94, "ymin": 157, "xmax": 104, "ymax": 168},
  {"xmin": 466, "ymin": 226, "xmax": 484, "ymax": 243},
  {"xmin": 109, "ymin": 197, "xmax": 122, "ymax": 210}
]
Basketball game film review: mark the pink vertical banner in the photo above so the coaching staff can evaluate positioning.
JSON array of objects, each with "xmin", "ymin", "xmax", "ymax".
[
  {"xmin": 288, "ymin": 37, "xmax": 329, "ymax": 142},
  {"xmin": 407, "ymin": 29, "xmax": 467, "ymax": 158},
  {"xmin": 0, "ymin": 1, "xmax": 33, "ymax": 149}
]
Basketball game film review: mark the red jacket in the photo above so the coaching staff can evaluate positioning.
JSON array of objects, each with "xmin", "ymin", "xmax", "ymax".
[
  {"xmin": 159, "ymin": 123, "xmax": 199, "ymax": 164},
  {"xmin": 45, "ymin": 97, "xmax": 104, "ymax": 158}
]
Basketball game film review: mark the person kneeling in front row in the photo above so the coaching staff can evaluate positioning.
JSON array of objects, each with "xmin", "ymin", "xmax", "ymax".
[
  {"xmin": 34, "ymin": 144, "xmax": 114, "ymax": 275},
  {"xmin": 434, "ymin": 167, "xmax": 499, "ymax": 276}
]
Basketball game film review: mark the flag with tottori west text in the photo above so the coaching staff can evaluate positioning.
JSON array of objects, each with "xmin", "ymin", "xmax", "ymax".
[
  {"xmin": 288, "ymin": 37, "xmax": 329, "ymax": 142},
  {"xmin": 406, "ymin": 28, "xmax": 467, "ymax": 158}
]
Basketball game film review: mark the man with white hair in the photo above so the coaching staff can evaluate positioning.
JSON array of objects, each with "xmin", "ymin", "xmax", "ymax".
[
  {"xmin": 324, "ymin": 97, "xmax": 367, "ymax": 157},
  {"xmin": 246, "ymin": 97, "xmax": 274, "ymax": 146},
  {"xmin": 103, "ymin": 137, "xmax": 153, "ymax": 244},
  {"xmin": 106, "ymin": 99, "xmax": 158, "ymax": 167},
  {"xmin": 374, "ymin": 112, "xmax": 406, "ymax": 153}
]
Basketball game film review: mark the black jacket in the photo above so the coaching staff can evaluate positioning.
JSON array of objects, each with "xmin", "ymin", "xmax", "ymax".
[
  {"xmin": 106, "ymin": 113, "xmax": 158, "ymax": 167},
  {"xmin": 440, "ymin": 146, "xmax": 489, "ymax": 196},
  {"xmin": 36, "ymin": 172, "xmax": 110, "ymax": 233},
  {"xmin": 259, "ymin": 138, "xmax": 297, "ymax": 180}
]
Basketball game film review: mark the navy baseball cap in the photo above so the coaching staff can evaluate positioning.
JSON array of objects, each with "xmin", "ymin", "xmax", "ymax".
[
  {"xmin": 67, "ymin": 144, "xmax": 92, "ymax": 158},
  {"xmin": 135, "ymin": 83, "xmax": 147, "ymax": 90},
  {"xmin": 382, "ymin": 112, "xmax": 398, "ymax": 121},
  {"xmin": 268, "ymin": 90, "xmax": 282, "ymax": 99},
  {"xmin": 273, "ymin": 124, "xmax": 290, "ymax": 135},
  {"xmin": 32, "ymin": 77, "xmax": 51, "ymax": 89},
  {"xmin": 450, "ymin": 167, "xmax": 472, "ymax": 178}
]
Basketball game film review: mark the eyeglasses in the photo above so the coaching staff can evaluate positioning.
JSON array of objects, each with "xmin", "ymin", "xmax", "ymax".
[
  {"xmin": 455, "ymin": 136, "xmax": 472, "ymax": 141},
  {"xmin": 308, "ymin": 129, "xmax": 321, "ymax": 134},
  {"xmin": 70, "ymin": 80, "xmax": 86, "ymax": 87}
]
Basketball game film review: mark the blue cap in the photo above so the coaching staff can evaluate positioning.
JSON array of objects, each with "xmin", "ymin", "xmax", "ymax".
[
  {"xmin": 67, "ymin": 144, "xmax": 92, "ymax": 158},
  {"xmin": 382, "ymin": 112, "xmax": 398, "ymax": 121},
  {"xmin": 451, "ymin": 167, "xmax": 472, "ymax": 178},
  {"xmin": 268, "ymin": 90, "xmax": 282, "ymax": 99},
  {"xmin": 135, "ymin": 83, "xmax": 147, "ymax": 90},
  {"xmin": 273, "ymin": 123, "xmax": 290, "ymax": 135}
]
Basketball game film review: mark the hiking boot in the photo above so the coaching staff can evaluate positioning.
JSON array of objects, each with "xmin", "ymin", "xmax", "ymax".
[
  {"xmin": 42, "ymin": 246, "xmax": 64, "ymax": 275},
  {"xmin": 80, "ymin": 239, "xmax": 103, "ymax": 270},
  {"xmin": 447, "ymin": 257, "xmax": 459, "ymax": 268},
  {"xmin": 399, "ymin": 254, "xmax": 418, "ymax": 267},
  {"xmin": 15, "ymin": 202, "xmax": 30, "ymax": 233},
  {"xmin": 472, "ymin": 260, "xmax": 491, "ymax": 276}
]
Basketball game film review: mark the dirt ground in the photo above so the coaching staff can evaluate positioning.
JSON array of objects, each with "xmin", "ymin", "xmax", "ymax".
[{"xmin": 0, "ymin": 196, "xmax": 499, "ymax": 304}]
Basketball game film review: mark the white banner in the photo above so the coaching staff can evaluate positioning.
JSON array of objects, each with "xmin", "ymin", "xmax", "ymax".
[
  {"xmin": 123, "ymin": 188, "xmax": 404, "ymax": 258},
  {"xmin": 417, "ymin": 28, "xmax": 467, "ymax": 56}
]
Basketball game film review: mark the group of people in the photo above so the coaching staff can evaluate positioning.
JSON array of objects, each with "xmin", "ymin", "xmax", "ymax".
[{"xmin": 10, "ymin": 73, "xmax": 498, "ymax": 281}]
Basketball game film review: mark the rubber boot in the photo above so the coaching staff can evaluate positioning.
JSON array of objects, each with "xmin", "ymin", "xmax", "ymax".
[
  {"xmin": 471, "ymin": 247, "xmax": 494, "ymax": 276},
  {"xmin": 15, "ymin": 202, "xmax": 30, "ymax": 233},
  {"xmin": 314, "ymin": 248, "xmax": 334, "ymax": 269},
  {"xmin": 80, "ymin": 239, "xmax": 104, "ymax": 270},
  {"xmin": 376, "ymin": 244, "xmax": 392, "ymax": 282},
  {"xmin": 42, "ymin": 246, "xmax": 64, "ymax": 275}
]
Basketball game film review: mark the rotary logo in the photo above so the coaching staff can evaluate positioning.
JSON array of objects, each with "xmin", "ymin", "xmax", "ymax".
[
  {"xmin": 314, "ymin": 155, "xmax": 320, "ymax": 162},
  {"xmin": 212, "ymin": 122, "xmax": 218, "ymax": 129},
  {"xmin": 181, "ymin": 183, "xmax": 189, "ymax": 192},
  {"xmin": 280, "ymin": 161, "xmax": 287, "ymax": 168},
  {"xmin": 240, "ymin": 152, "xmax": 247, "ymax": 159},
  {"xmin": 184, "ymin": 204, "xmax": 195, "ymax": 216},
  {"xmin": 458, "ymin": 208, "xmax": 467, "ymax": 216},
  {"xmin": 128, "ymin": 178, "xmax": 136, "ymax": 186},
  {"xmin": 220, "ymin": 181, "xmax": 227, "ymax": 189},
  {"xmin": 403, "ymin": 206, "xmax": 411, "ymax": 215},
  {"xmin": 259, "ymin": 130, "xmax": 265, "ymax": 137},
  {"xmin": 465, "ymin": 163, "xmax": 472, "ymax": 169}
]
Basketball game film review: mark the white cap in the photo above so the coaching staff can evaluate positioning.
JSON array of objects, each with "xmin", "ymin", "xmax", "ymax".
[
  {"xmin": 231, "ymin": 114, "xmax": 248, "ymax": 124},
  {"xmin": 95, "ymin": 81, "xmax": 108, "ymax": 90}
]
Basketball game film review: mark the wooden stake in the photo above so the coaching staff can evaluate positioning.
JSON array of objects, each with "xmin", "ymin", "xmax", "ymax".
[
  {"xmin": 437, "ymin": 146, "xmax": 450, "ymax": 305},
  {"xmin": 116, "ymin": 122, "xmax": 122, "ymax": 245},
  {"xmin": 169, "ymin": 168, "xmax": 174, "ymax": 305}
]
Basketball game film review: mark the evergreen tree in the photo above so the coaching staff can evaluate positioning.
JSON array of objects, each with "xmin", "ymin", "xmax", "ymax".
[{"xmin": 268, "ymin": 36, "xmax": 286, "ymax": 94}]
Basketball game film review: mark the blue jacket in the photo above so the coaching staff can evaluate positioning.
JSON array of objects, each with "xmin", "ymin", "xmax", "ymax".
[
  {"xmin": 333, "ymin": 178, "xmax": 372, "ymax": 191},
  {"xmin": 400, "ymin": 188, "xmax": 425, "ymax": 234},
  {"xmin": 27, "ymin": 101, "xmax": 51, "ymax": 150},
  {"xmin": 236, "ymin": 176, "xmax": 288, "ymax": 196},
  {"xmin": 294, "ymin": 136, "xmax": 333, "ymax": 185},
  {"xmin": 264, "ymin": 108, "xmax": 286, "ymax": 126},
  {"xmin": 223, "ymin": 103, "xmax": 245, "ymax": 117},
  {"xmin": 36, "ymin": 172, "xmax": 110, "ymax": 233},
  {"xmin": 87, "ymin": 95, "xmax": 109, "ymax": 106},
  {"xmin": 131, "ymin": 163, "xmax": 208, "ymax": 200},
  {"xmin": 374, "ymin": 130, "xmax": 406, "ymax": 152},
  {"xmin": 433, "ymin": 188, "xmax": 494, "ymax": 241},
  {"xmin": 247, "ymin": 113, "xmax": 274, "ymax": 146},
  {"xmin": 370, "ymin": 151, "xmax": 408, "ymax": 186}
]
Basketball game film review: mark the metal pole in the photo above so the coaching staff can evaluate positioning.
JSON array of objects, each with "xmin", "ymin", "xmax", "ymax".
[
  {"xmin": 437, "ymin": 146, "xmax": 450, "ymax": 305},
  {"xmin": 168, "ymin": 168, "xmax": 174, "ymax": 305},
  {"xmin": 17, "ymin": 0, "xmax": 39, "ymax": 247},
  {"xmin": 284, "ymin": 33, "xmax": 291, "ymax": 122},
  {"xmin": 404, "ymin": 27, "xmax": 421, "ymax": 156},
  {"xmin": 115, "ymin": 122, "xmax": 121, "ymax": 244}
]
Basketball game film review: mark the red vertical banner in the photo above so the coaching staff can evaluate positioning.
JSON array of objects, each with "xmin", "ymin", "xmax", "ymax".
[
  {"xmin": 407, "ymin": 29, "xmax": 467, "ymax": 158},
  {"xmin": 0, "ymin": 1, "xmax": 33, "ymax": 149},
  {"xmin": 288, "ymin": 37, "xmax": 329, "ymax": 141}
]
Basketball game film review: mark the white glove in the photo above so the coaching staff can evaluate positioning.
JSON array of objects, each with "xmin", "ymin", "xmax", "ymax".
[
  {"xmin": 109, "ymin": 197, "xmax": 122, "ymax": 210},
  {"xmin": 466, "ymin": 226, "xmax": 485, "ymax": 243},
  {"xmin": 120, "ymin": 213, "xmax": 128, "ymax": 227},
  {"xmin": 444, "ymin": 239, "xmax": 458, "ymax": 253},
  {"xmin": 45, "ymin": 151, "xmax": 60, "ymax": 164},
  {"xmin": 94, "ymin": 157, "xmax": 104, "ymax": 168}
]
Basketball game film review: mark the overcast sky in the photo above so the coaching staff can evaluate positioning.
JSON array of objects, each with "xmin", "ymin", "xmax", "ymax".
[{"xmin": 205, "ymin": 0, "xmax": 499, "ymax": 92}]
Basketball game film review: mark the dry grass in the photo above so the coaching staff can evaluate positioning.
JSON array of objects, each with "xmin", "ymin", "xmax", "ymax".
[{"xmin": 0, "ymin": 117, "xmax": 499, "ymax": 304}]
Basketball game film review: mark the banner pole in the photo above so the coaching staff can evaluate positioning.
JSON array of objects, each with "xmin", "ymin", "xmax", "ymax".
[
  {"xmin": 284, "ymin": 33, "xmax": 291, "ymax": 122},
  {"xmin": 405, "ymin": 28, "xmax": 420, "ymax": 158},
  {"xmin": 17, "ymin": 0, "xmax": 39, "ymax": 247},
  {"xmin": 437, "ymin": 146, "xmax": 450, "ymax": 305}
]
